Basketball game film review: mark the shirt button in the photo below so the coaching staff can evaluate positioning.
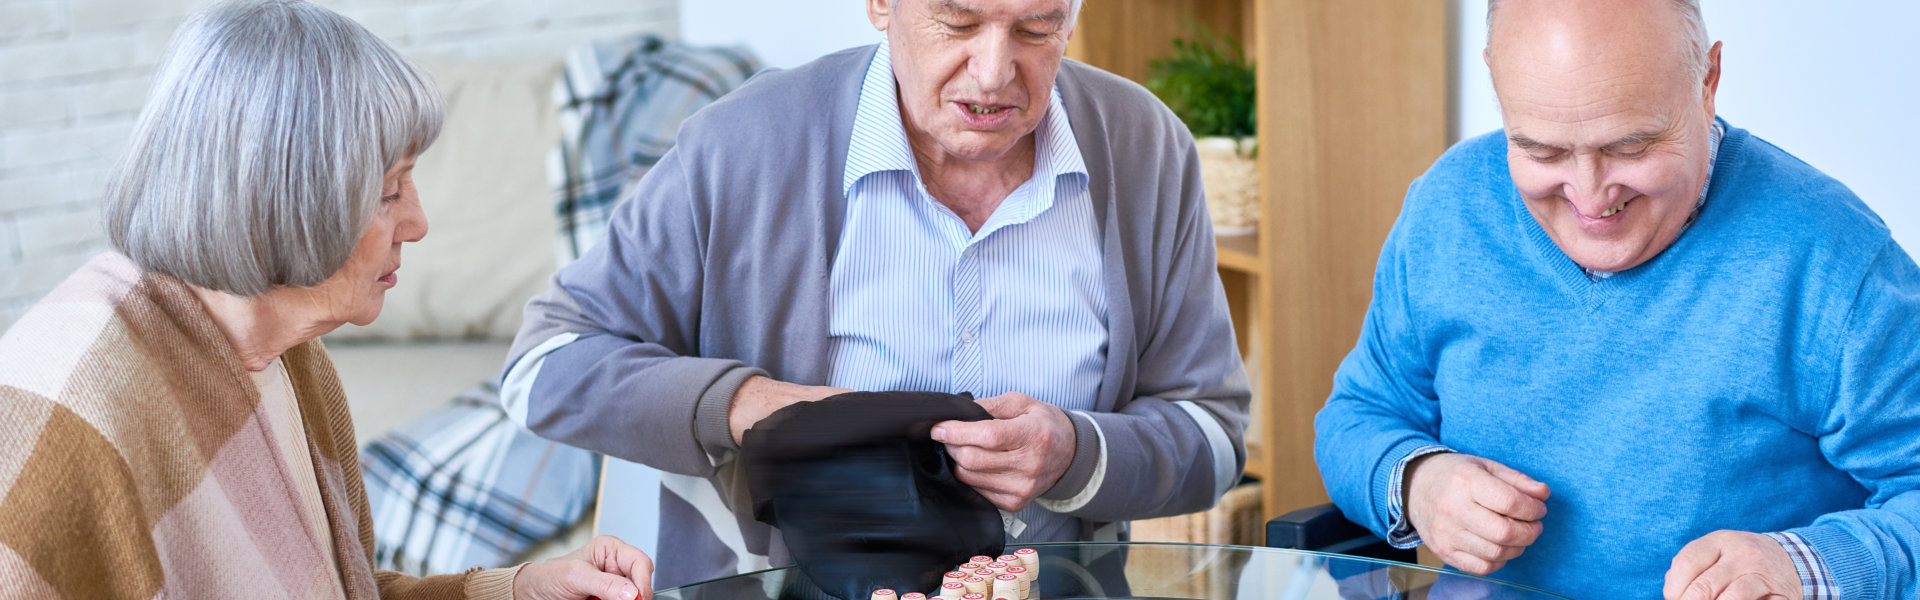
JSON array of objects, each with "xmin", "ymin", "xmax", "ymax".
[{"xmin": 959, "ymin": 330, "xmax": 976, "ymax": 344}]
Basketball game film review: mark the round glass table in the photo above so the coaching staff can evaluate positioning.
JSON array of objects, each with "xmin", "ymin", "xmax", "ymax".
[{"xmin": 655, "ymin": 542, "xmax": 1572, "ymax": 599}]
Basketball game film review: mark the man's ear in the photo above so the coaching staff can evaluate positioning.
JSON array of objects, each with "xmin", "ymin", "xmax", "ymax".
[
  {"xmin": 1701, "ymin": 40, "xmax": 1723, "ymax": 119},
  {"xmin": 869, "ymin": 0, "xmax": 893, "ymax": 32}
]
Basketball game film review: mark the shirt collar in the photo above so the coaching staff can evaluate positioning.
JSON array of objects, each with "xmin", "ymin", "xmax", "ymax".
[
  {"xmin": 1696, "ymin": 118, "xmax": 1725, "ymax": 215},
  {"xmin": 842, "ymin": 39, "xmax": 1087, "ymax": 199}
]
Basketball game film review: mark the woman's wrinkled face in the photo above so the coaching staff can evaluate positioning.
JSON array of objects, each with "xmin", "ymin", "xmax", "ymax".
[{"xmin": 308, "ymin": 155, "xmax": 426, "ymax": 326}]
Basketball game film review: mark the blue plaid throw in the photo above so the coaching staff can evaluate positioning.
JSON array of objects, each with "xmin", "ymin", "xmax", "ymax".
[
  {"xmin": 549, "ymin": 34, "xmax": 762, "ymax": 262},
  {"xmin": 362, "ymin": 383, "xmax": 599, "ymax": 575}
]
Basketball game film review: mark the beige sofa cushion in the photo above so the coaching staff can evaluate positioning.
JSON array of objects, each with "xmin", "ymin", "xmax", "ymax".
[{"xmin": 329, "ymin": 56, "xmax": 562, "ymax": 342}]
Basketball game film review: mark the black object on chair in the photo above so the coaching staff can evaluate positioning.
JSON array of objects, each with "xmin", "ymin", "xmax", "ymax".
[{"xmin": 1265, "ymin": 502, "xmax": 1418, "ymax": 564}]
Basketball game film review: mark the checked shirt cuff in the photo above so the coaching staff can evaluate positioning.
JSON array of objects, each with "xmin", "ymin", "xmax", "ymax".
[
  {"xmin": 1765, "ymin": 531, "xmax": 1840, "ymax": 600},
  {"xmin": 1384, "ymin": 445, "xmax": 1454, "ymax": 548}
]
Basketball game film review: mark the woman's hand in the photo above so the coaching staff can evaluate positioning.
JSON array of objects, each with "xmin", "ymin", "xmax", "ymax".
[{"xmin": 513, "ymin": 535, "xmax": 654, "ymax": 600}]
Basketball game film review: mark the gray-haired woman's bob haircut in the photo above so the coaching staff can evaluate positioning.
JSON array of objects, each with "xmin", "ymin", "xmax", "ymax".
[{"xmin": 104, "ymin": 0, "xmax": 443, "ymax": 296}]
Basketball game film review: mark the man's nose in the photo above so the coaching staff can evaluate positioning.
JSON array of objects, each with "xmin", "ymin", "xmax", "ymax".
[
  {"xmin": 966, "ymin": 30, "xmax": 1017, "ymax": 92},
  {"xmin": 1564, "ymin": 154, "xmax": 1614, "ymax": 214}
]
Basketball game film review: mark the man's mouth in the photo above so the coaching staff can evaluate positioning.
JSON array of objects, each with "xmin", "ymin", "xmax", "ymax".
[
  {"xmin": 965, "ymin": 103, "xmax": 1008, "ymax": 115},
  {"xmin": 1595, "ymin": 197, "xmax": 1631, "ymax": 218},
  {"xmin": 1575, "ymin": 197, "xmax": 1634, "ymax": 221}
]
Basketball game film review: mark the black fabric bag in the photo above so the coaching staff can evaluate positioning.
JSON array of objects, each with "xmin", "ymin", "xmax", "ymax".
[{"xmin": 742, "ymin": 391, "xmax": 1006, "ymax": 600}]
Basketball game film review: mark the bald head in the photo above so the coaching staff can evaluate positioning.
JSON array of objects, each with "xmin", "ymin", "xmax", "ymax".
[{"xmin": 1488, "ymin": 0, "xmax": 1709, "ymax": 81}]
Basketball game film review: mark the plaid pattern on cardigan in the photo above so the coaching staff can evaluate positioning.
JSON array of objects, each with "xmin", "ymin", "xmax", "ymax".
[{"xmin": 0, "ymin": 254, "xmax": 516, "ymax": 599}]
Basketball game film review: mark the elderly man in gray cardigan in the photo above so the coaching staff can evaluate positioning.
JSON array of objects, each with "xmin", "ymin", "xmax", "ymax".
[{"xmin": 501, "ymin": 0, "xmax": 1250, "ymax": 586}]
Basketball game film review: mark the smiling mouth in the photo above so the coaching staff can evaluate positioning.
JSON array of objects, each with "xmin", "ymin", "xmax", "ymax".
[
  {"xmin": 965, "ymin": 103, "xmax": 1007, "ymax": 115},
  {"xmin": 1576, "ymin": 197, "xmax": 1634, "ymax": 220}
]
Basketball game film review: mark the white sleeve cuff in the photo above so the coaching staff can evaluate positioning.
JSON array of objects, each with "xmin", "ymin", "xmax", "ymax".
[{"xmin": 1035, "ymin": 410, "xmax": 1109, "ymax": 513}]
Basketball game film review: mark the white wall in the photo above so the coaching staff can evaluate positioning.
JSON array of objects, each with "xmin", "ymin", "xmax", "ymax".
[
  {"xmin": 681, "ymin": 0, "xmax": 879, "ymax": 70},
  {"xmin": 0, "ymin": 0, "xmax": 677, "ymax": 330},
  {"xmin": 1453, "ymin": 0, "xmax": 1920, "ymax": 254}
]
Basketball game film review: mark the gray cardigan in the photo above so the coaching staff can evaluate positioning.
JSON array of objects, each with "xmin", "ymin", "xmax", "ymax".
[{"xmin": 504, "ymin": 44, "xmax": 1251, "ymax": 587}]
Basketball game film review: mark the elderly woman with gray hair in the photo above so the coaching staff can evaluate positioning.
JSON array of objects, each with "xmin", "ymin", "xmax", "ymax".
[{"xmin": 0, "ymin": 1, "xmax": 651, "ymax": 599}]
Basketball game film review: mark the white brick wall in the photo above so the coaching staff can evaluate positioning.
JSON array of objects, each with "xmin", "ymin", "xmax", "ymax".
[{"xmin": 0, "ymin": 0, "xmax": 678, "ymax": 332}]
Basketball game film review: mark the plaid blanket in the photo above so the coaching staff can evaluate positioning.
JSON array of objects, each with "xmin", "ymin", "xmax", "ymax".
[
  {"xmin": 549, "ymin": 34, "xmax": 762, "ymax": 262},
  {"xmin": 362, "ymin": 383, "xmax": 600, "ymax": 576},
  {"xmin": 361, "ymin": 35, "xmax": 760, "ymax": 575}
]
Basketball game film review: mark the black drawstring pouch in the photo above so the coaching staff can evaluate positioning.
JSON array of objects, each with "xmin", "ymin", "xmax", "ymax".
[{"xmin": 742, "ymin": 391, "xmax": 1006, "ymax": 600}]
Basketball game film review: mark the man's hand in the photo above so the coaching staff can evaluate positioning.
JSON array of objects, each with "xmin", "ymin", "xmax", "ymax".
[
  {"xmin": 1662, "ymin": 531, "xmax": 1803, "ymax": 600},
  {"xmin": 1405, "ymin": 452, "xmax": 1551, "ymax": 575},
  {"xmin": 513, "ymin": 534, "xmax": 653, "ymax": 600},
  {"xmin": 728, "ymin": 376, "xmax": 851, "ymax": 445},
  {"xmin": 931, "ymin": 392, "xmax": 1078, "ymax": 512}
]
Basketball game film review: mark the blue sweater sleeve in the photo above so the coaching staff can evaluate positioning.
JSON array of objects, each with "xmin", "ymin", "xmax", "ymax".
[
  {"xmin": 1314, "ymin": 182, "xmax": 1445, "ymax": 539},
  {"xmin": 1788, "ymin": 240, "xmax": 1920, "ymax": 600}
]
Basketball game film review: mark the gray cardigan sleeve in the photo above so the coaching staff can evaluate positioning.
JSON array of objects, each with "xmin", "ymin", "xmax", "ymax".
[
  {"xmin": 1037, "ymin": 134, "xmax": 1252, "ymax": 522},
  {"xmin": 503, "ymin": 149, "xmax": 759, "ymax": 478}
]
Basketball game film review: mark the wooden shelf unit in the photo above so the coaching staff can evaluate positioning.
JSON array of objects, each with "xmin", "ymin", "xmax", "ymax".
[
  {"xmin": 1068, "ymin": 0, "xmax": 1449, "ymax": 522},
  {"xmin": 1214, "ymin": 233, "xmax": 1263, "ymax": 274}
]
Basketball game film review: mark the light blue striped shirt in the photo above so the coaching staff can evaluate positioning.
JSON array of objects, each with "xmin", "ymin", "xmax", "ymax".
[{"xmin": 828, "ymin": 40, "xmax": 1107, "ymax": 542}]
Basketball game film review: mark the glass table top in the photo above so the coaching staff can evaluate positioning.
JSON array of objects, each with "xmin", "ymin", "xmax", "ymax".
[{"xmin": 656, "ymin": 542, "xmax": 1573, "ymax": 600}]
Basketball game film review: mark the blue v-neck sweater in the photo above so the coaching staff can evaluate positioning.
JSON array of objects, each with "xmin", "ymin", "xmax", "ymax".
[{"xmin": 1316, "ymin": 122, "xmax": 1920, "ymax": 599}]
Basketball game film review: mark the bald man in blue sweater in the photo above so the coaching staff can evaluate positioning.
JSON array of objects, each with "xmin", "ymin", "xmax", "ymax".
[{"xmin": 1315, "ymin": 1, "xmax": 1920, "ymax": 599}]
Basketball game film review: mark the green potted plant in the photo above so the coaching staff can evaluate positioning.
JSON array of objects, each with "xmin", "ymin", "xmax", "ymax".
[{"xmin": 1147, "ymin": 23, "xmax": 1258, "ymax": 236}]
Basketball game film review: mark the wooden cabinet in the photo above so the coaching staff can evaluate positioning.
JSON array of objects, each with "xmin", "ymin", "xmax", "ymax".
[{"xmin": 1067, "ymin": 0, "xmax": 1449, "ymax": 523}]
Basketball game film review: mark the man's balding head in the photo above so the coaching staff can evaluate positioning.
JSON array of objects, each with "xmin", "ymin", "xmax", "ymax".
[
  {"xmin": 1481, "ymin": 0, "xmax": 1723, "ymax": 274},
  {"xmin": 1488, "ymin": 0, "xmax": 1709, "ymax": 79}
]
